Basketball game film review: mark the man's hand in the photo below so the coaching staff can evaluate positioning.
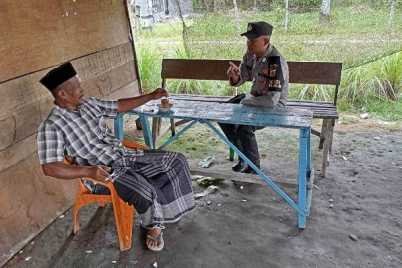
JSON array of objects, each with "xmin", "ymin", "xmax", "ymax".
[
  {"xmin": 151, "ymin": 88, "xmax": 169, "ymax": 100},
  {"xmin": 87, "ymin": 166, "xmax": 111, "ymax": 183},
  {"xmin": 118, "ymin": 89, "xmax": 168, "ymax": 112},
  {"xmin": 227, "ymin": 61, "xmax": 240, "ymax": 84},
  {"xmin": 41, "ymin": 162, "xmax": 112, "ymax": 183}
]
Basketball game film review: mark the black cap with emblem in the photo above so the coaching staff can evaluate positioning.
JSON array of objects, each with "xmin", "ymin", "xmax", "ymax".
[
  {"xmin": 40, "ymin": 62, "xmax": 77, "ymax": 91},
  {"xmin": 240, "ymin": 21, "xmax": 273, "ymax": 40}
]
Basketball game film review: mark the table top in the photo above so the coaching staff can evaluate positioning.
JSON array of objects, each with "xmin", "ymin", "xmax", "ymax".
[{"xmin": 130, "ymin": 99, "xmax": 313, "ymax": 129}]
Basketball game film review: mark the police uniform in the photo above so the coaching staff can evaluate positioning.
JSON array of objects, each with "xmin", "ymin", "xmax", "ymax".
[{"xmin": 220, "ymin": 21, "xmax": 289, "ymax": 173}]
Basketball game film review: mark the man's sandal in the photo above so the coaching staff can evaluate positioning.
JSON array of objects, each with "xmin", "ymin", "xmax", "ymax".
[{"xmin": 146, "ymin": 226, "xmax": 165, "ymax": 252}]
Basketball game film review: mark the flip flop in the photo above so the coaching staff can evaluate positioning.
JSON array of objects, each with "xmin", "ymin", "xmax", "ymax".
[{"xmin": 146, "ymin": 226, "xmax": 165, "ymax": 252}]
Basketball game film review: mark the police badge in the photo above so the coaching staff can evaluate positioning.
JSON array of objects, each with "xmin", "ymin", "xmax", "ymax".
[
  {"xmin": 267, "ymin": 56, "xmax": 283, "ymax": 92},
  {"xmin": 269, "ymin": 64, "xmax": 278, "ymax": 77}
]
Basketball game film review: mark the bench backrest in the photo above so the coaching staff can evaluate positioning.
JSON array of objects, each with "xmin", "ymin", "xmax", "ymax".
[{"xmin": 161, "ymin": 59, "xmax": 343, "ymax": 104}]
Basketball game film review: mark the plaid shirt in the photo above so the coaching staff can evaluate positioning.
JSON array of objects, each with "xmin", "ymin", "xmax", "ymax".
[{"xmin": 37, "ymin": 97, "xmax": 143, "ymax": 166}]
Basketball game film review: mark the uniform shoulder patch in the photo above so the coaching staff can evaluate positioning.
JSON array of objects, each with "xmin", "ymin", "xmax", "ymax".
[
  {"xmin": 267, "ymin": 55, "xmax": 281, "ymax": 64},
  {"xmin": 267, "ymin": 56, "xmax": 283, "ymax": 92}
]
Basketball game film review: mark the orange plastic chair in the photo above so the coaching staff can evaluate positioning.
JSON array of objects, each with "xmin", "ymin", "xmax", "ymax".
[{"xmin": 71, "ymin": 140, "xmax": 147, "ymax": 251}]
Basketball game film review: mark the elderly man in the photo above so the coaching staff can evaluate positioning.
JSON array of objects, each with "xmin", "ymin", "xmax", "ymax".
[
  {"xmin": 37, "ymin": 62, "xmax": 194, "ymax": 251},
  {"xmin": 220, "ymin": 21, "xmax": 289, "ymax": 174}
]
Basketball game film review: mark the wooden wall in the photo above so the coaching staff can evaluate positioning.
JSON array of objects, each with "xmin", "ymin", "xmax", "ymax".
[{"xmin": 0, "ymin": 0, "xmax": 140, "ymax": 265}]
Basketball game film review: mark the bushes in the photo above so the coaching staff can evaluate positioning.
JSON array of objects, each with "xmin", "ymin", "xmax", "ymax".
[
  {"xmin": 339, "ymin": 52, "xmax": 401, "ymax": 106},
  {"xmin": 137, "ymin": 46, "xmax": 162, "ymax": 91}
]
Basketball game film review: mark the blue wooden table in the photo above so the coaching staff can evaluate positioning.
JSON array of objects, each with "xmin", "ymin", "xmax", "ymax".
[{"xmin": 114, "ymin": 98, "xmax": 314, "ymax": 229}]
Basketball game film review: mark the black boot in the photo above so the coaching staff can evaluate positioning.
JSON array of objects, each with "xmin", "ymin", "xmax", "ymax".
[
  {"xmin": 240, "ymin": 165, "xmax": 257, "ymax": 174},
  {"xmin": 237, "ymin": 125, "xmax": 260, "ymax": 175},
  {"xmin": 240, "ymin": 161, "xmax": 260, "ymax": 174},
  {"xmin": 231, "ymin": 159, "xmax": 244, "ymax": 172}
]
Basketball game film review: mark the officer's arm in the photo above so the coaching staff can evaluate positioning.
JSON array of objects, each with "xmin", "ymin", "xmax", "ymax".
[{"xmin": 230, "ymin": 53, "xmax": 253, "ymax": 87}]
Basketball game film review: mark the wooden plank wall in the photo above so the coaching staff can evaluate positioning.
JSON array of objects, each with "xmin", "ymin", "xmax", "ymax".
[{"xmin": 0, "ymin": 0, "xmax": 140, "ymax": 265}]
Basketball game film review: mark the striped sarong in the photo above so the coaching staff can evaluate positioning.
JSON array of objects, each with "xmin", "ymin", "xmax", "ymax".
[{"xmin": 111, "ymin": 150, "xmax": 195, "ymax": 227}]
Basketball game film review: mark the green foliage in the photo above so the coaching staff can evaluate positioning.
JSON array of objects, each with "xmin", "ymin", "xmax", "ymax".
[
  {"xmin": 289, "ymin": 0, "xmax": 321, "ymax": 9},
  {"xmin": 365, "ymin": 99, "xmax": 402, "ymax": 121},
  {"xmin": 380, "ymin": 52, "xmax": 402, "ymax": 98},
  {"xmin": 293, "ymin": 51, "xmax": 402, "ymax": 118},
  {"xmin": 137, "ymin": 46, "xmax": 162, "ymax": 91},
  {"xmin": 339, "ymin": 52, "xmax": 402, "ymax": 106},
  {"xmin": 135, "ymin": 3, "xmax": 402, "ymax": 120},
  {"xmin": 295, "ymin": 85, "xmax": 334, "ymax": 102}
]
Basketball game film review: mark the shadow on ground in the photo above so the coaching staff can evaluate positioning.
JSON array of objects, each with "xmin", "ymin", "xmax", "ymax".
[{"xmin": 5, "ymin": 122, "xmax": 402, "ymax": 268}]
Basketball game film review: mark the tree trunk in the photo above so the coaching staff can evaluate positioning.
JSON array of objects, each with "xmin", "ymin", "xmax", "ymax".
[
  {"xmin": 320, "ymin": 0, "xmax": 331, "ymax": 23},
  {"xmin": 284, "ymin": 0, "xmax": 289, "ymax": 31},
  {"xmin": 174, "ymin": 0, "xmax": 191, "ymax": 58},
  {"xmin": 388, "ymin": 0, "xmax": 396, "ymax": 28},
  {"xmin": 213, "ymin": 0, "xmax": 225, "ymax": 12},
  {"xmin": 232, "ymin": 0, "xmax": 240, "ymax": 31},
  {"xmin": 202, "ymin": 0, "xmax": 211, "ymax": 12}
]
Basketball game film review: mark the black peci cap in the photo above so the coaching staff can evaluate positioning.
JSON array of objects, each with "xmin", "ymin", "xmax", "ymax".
[{"xmin": 40, "ymin": 62, "xmax": 77, "ymax": 91}]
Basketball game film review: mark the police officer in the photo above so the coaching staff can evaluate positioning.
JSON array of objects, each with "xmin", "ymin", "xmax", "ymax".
[{"xmin": 220, "ymin": 21, "xmax": 289, "ymax": 174}]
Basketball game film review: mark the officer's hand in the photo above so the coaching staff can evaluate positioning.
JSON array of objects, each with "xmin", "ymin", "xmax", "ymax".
[
  {"xmin": 151, "ymin": 88, "xmax": 169, "ymax": 99},
  {"xmin": 229, "ymin": 62, "xmax": 240, "ymax": 74},
  {"xmin": 87, "ymin": 166, "xmax": 111, "ymax": 183},
  {"xmin": 227, "ymin": 65, "xmax": 233, "ymax": 76},
  {"xmin": 227, "ymin": 62, "xmax": 240, "ymax": 83}
]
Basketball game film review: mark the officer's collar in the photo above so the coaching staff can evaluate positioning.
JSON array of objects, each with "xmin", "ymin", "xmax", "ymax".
[
  {"xmin": 256, "ymin": 44, "xmax": 273, "ymax": 63},
  {"xmin": 264, "ymin": 44, "xmax": 274, "ymax": 58}
]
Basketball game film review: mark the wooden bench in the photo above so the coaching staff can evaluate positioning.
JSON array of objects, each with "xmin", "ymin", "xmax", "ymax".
[{"xmin": 156, "ymin": 59, "xmax": 342, "ymax": 177}]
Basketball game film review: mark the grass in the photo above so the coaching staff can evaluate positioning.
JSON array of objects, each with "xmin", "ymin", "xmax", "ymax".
[
  {"xmin": 365, "ymin": 100, "xmax": 402, "ymax": 121},
  {"xmin": 158, "ymin": 124, "xmax": 227, "ymax": 158},
  {"xmin": 154, "ymin": 122, "xmax": 302, "ymax": 161},
  {"xmin": 134, "ymin": 3, "xmax": 402, "ymax": 121},
  {"xmin": 179, "ymin": 5, "xmax": 402, "ymax": 39},
  {"xmin": 137, "ymin": 46, "xmax": 162, "ymax": 90}
]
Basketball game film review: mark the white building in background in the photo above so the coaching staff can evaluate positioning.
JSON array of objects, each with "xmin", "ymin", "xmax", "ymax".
[{"xmin": 129, "ymin": 0, "xmax": 193, "ymax": 28}]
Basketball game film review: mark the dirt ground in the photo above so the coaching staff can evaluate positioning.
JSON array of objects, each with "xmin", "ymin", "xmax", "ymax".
[{"xmin": 5, "ymin": 117, "xmax": 402, "ymax": 268}]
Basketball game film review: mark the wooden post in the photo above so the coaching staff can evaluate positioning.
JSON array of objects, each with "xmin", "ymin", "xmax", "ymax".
[{"xmin": 321, "ymin": 119, "xmax": 333, "ymax": 177}]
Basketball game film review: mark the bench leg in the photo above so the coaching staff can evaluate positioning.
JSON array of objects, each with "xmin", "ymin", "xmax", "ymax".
[
  {"xmin": 170, "ymin": 118, "xmax": 176, "ymax": 137},
  {"xmin": 319, "ymin": 120, "xmax": 327, "ymax": 150},
  {"xmin": 329, "ymin": 119, "xmax": 335, "ymax": 155},
  {"xmin": 321, "ymin": 119, "xmax": 334, "ymax": 177},
  {"xmin": 151, "ymin": 117, "xmax": 162, "ymax": 147},
  {"xmin": 135, "ymin": 118, "xmax": 142, "ymax": 130}
]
